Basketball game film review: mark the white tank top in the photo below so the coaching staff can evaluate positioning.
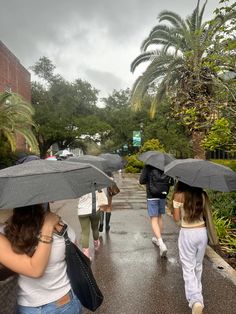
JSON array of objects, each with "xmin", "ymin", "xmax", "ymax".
[{"xmin": 17, "ymin": 224, "xmax": 76, "ymax": 307}]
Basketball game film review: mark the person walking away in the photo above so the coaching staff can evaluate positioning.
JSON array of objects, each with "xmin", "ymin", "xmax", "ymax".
[
  {"xmin": 139, "ymin": 164, "xmax": 173, "ymax": 257},
  {"xmin": 171, "ymin": 181, "xmax": 208, "ymax": 314},
  {"xmin": 99, "ymin": 171, "xmax": 116, "ymax": 232},
  {"xmin": 4, "ymin": 204, "xmax": 83, "ymax": 314},
  {"xmin": 78, "ymin": 192, "xmax": 101, "ymax": 260}
]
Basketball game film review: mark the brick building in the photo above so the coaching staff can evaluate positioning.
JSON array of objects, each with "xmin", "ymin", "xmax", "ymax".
[{"xmin": 0, "ymin": 40, "xmax": 31, "ymax": 151}]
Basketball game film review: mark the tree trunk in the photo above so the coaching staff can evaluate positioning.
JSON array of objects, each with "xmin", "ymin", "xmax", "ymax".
[{"xmin": 191, "ymin": 131, "xmax": 206, "ymax": 159}]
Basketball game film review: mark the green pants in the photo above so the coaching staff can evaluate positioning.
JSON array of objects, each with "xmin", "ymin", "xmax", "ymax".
[{"xmin": 78, "ymin": 210, "xmax": 100, "ymax": 248}]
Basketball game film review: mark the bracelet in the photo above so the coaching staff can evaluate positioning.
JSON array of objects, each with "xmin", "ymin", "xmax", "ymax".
[
  {"xmin": 39, "ymin": 233, "xmax": 53, "ymax": 240},
  {"xmin": 38, "ymin": 234, "xmax": 53, "ymax": 244},
  {"xmin": 38, "ymin": 238, "xmax": 53, "ymax": 244}
]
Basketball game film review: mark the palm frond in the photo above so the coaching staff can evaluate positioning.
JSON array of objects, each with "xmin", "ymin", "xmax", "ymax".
[
  {"xmin": 158, "ymin": 10, "xmax": 187, "ymax": 32},
  {"xmin": 199, "ymin": 1, "xmax": 208, "ymax": 26},
  {"xmin": 131, "ymin": 51, "xmax": 156, "ymax": 73}
]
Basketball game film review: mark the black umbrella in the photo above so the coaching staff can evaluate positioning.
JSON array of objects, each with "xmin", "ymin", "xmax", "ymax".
[
  {"xmin": 138, "ymin": 150, "xmax": 175, "ymax": 171},
  {"xmin": 99, "ymin": 153, "xmax": 124, "ymax": 172},
  {"xmin": 164, "ymin": 158, "xmax": 236, "ymax": 192},
  {"xmin": 67, "ymin": 155, "xmax": 107, "ymax": 172},
  {"xmin": 0, "ymin": 160, "xmax": 113, "ymax": 209}
]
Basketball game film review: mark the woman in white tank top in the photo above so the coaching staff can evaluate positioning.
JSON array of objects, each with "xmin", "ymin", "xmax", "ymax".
[{"xmin": 4, "ymin": 204, "xmax": 83, "ymax": 314}]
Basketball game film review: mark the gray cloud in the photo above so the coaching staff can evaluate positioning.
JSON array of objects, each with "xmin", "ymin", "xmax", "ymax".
[{"xmin": 0, "ymin": 0, "xmax": 225, "ymax": 97}]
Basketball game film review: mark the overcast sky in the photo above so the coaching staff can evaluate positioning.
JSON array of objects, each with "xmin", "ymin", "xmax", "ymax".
[{"xmin": 0, "ymin": 0, "xmax": 226, "ymax": 99}]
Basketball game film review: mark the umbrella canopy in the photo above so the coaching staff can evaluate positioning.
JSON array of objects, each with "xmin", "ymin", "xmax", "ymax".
[
  {"xmin": 99, "ymin": 153, "xmax": 124, "ymax": 172},
  {"xmin": 0, "ymin": 160, "xmax": 113, "ymax": 209},
  {"xmin": 164, "ymin": 158, "xmax": 236, "ymax": 192},
  {"xmin": 67, "ymin": 155, "xmax": 107, "ymax": 172},
  {"xmin": 138, "ymin": 150, "xmax": 175, "ymax": 171},
  {"xmin": 15, "ymin": 154, "xmax": 40, "ymax": 164}
]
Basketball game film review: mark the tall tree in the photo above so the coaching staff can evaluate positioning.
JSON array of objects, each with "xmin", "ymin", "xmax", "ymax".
[
  {"xmin": 31, "ymin": 57, "xmax": 105, "ymax": 157},
  {"xmin": 0, "ymin": 92, "xmax": 38, "ymax": 153},
  {"xmin": 131, "ymin": 0, "xmax": 235, "ymax": 158}
]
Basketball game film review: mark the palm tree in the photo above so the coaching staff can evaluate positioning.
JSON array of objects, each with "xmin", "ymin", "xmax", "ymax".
[
  {"xmin": 0, "ymin": 92, "xmax": 39, "ymax": 153},
  {"xmin": 131, "ymin": 0, "xmax": 235, "ymax": 158}
]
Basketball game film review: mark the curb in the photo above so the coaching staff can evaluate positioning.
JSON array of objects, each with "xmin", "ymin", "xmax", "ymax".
[{"xmin": 205, "ymin": 245, "xmax": 236, "ymax": 286}]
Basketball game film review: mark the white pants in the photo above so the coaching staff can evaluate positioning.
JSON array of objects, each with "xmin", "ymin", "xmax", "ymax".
[{"xmin": 178, "ymin": 227, "xmax": 208, "ymax": 308}]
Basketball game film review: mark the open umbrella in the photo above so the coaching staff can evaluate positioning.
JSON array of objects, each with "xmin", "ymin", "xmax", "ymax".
[
  {"xmin": 164, "ymin": 158, "xmax": 236, "ymax": 192},
  {"xmin": 0, "ymin": 160, "xmax": 113, "ymax": 209},
  {"xmin": 67, "ymin": 155, "xmax": 107, "ymax": 172},
  {"xmin": 138, "ymin": 150, "xmax": 175, "ymax": 171},
  {"xmin": 99, "ymin": 153, "xmax": 124, "ymax": 172}
]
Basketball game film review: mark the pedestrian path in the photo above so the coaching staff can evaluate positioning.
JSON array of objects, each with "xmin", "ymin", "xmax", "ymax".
[{"xmin": 56, "ymin": 173, "xmax": 236, "ymax": 314}]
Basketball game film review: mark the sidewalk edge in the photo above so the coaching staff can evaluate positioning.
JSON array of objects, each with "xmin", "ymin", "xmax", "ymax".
[{"xmin": 205, "ymin": 245, "xmax": 236, "ymax": 286}]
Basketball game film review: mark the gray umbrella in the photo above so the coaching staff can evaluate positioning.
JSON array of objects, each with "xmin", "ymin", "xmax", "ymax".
[
  {"xmin": 164, "ymin": 158, "xmax": 236, "ymax": 192},
  {"xmin": 67, "ymin": 155, "xmax": 107, "ymax": 172},
  {"xmin": 138, "ymin": 150, "xmax": 175, "ymax": 171},
  {"xmin": 0, "ymin": 160, "xmax": 113, "ymax": 209},
  {"xmin": 99, "ymin": 153, "xmax": 124, "ymax": 172}
]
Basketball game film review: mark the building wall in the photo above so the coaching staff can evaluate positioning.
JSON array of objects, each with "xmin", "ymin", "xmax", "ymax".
[{"xmin": 0, "ymin": 41, "xmax": 31, "ymax": 151}]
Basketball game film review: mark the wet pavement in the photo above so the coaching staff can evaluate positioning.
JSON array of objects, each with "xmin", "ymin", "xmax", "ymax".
[{"xmin": 52, "ymin": 173, "xmax": 236, "ymax": 314}]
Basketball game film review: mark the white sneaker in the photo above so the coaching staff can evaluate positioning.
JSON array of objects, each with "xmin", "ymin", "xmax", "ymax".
[
  {"xmin": 192, "ymin": 302, "xmax": 203, "ymax": 314},
  {"xmin": 159, "ymin": 243, "xmax": 167, "ymax": 257},
  {"xmin": 152, "ymin": 237, "xmax": 159, "ymax": 246}
]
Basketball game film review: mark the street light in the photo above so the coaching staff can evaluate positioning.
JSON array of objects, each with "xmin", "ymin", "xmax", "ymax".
[{"xmin": 140, "ymin": 122, "xmax": 144, "ymax": 145}]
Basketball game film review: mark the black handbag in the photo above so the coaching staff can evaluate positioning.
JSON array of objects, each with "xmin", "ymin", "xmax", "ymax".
[{"xmin": 63, "ymin": 231, "xmax": 103, "ymax": 311}]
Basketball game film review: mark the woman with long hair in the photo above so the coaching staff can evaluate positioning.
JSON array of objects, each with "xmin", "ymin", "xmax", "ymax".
[
  {"xmin": 172, "ymin": 181, "xmax": 208, "ymax": 314},
  {"xmin": 4, "ymin": 204, "xmax": 83, "ymax": 314},
  {"xmin": 0, "ymin": 209, "xmax": 58, "ymax": 276}
]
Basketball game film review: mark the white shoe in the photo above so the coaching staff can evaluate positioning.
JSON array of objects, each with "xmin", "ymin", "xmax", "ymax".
[
  {"xmin": 159, "ymin": 243, "xmax": 167, "ymax": 257},
  {"xmin": 192, "ymin": 302, "xmax": 204, "ymax": 314},
  {"xmin": 152, "ymin": 237, "xmax": 159, "ymax": 246}
]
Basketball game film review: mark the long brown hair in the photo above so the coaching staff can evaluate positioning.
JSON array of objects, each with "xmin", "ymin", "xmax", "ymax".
[
  {"xmin": 4, "ymin": 204, "xmax": 46, "ymax": 256},
  {"xmin": 174, "ymin": 181, "xmax": 204, "ymax": 223}
]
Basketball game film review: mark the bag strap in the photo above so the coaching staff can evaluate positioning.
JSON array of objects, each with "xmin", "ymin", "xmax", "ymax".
[{"xmin": 63, "ymin": 231, "xmax": 71, "ymax": 246}]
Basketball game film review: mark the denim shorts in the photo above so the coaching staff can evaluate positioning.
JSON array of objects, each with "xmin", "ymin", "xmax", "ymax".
[
  {"xmin": 17, "ymin": 290, "xmax": 82, "ymax": 314},
  {"xmin": 147, "ymin": 199, "xmax": 166, "ymax": 217}
]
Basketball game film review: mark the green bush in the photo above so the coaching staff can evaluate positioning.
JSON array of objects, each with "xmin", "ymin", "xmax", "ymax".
[
  {"xmin": 125, "ymin": 154, "xmax": 143, "ymax": 173},
  {"xmin": 139, "ymin": 139, "xmax": 164, "ymax": 153},
  {"xmin": 208, "ymin": 190, "xmax": 236, "ymax": 219}
]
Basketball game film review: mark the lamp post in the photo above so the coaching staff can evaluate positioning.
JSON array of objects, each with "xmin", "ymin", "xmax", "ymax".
[{"xmin": 140, "ymin": 122, "xmax": 144, "ymax": 146}]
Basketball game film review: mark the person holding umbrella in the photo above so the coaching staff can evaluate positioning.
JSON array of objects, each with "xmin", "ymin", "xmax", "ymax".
[
  {"xmin": 77, "ymin": 191, "xmax": 101, "ymax": 260},
  {"xmin": 0, "ymin": 209, "xmax": 60, "ymax": 313},
  {"xmin": 3, "ymin": 204, "xmax": 83, "ymax": 314},
  {"xmin": 138, "ymin": 151, "xmax": 174, "ymax": 257},
  {"xmin": 171, "ymin": 181, "xmax": 209, "ymax": 314}
]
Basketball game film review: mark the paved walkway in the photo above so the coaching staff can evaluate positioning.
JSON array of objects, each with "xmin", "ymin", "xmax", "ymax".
[{"xmin": 53, "ymin": 173, "xmax": 236, "ymax": 314}]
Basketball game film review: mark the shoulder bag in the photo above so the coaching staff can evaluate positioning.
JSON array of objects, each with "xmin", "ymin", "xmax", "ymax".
[
  {"xmin": 63, "ymin": 231, "xmax": 103, "ymax": 311},
  {"xmin": 107, "ymin": 182, "xmax": 120, "ymax": 197}
]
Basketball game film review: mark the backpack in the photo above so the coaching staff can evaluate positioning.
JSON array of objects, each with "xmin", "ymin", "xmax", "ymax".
[{"xmin": 149, "ymin": 168, "xmax": 172, "ymax": 197}]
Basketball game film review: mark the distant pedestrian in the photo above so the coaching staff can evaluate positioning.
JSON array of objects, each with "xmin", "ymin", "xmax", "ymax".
[
  {"xmin": 78, "ymin": 192, "xmax": 101, "ymax": 260},
  {"xmin": 139, "ymin": 164, "xmax": 173, "ymax": 257},
  {"xmin": 99, "ymin": 171, "xmax": 118, "ymax": 233},
  {"xmin": 171, "ymin": 181, "xmax": 209, "ymax": 314}
]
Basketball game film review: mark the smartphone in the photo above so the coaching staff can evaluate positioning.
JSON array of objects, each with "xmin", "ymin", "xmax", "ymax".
[{"xmin": 54, "ymin": 223, "xmax": 68, "ymax": 237}]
